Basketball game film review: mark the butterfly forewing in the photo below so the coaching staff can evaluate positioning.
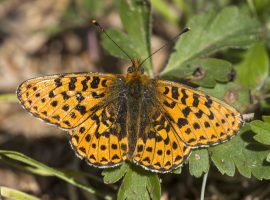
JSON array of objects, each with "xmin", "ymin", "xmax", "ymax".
[
  {"xmin": 17, "ymin": 73, "xmax": 123, "ymax": 129},
  {"xmin": 155, "ymin": 80, "xmax": 244, "ymax": 147}
]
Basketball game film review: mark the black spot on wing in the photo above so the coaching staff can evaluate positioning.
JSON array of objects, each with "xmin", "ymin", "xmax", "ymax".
[
  {"xmin": 91, "ymin": 76, "xmax": 100, "ymax": 89},
  {"xmin": 75, "ymin": 105, "xmax": 87, "ymax": 115},
  {"xmin": 204, "ymin": 96, "xmax": 213, "ymax": 108},
  {"xmin": 171, "ymin": 86, "xmax": 179, "ymax": 100},
  {"xmin": 92, "ymin": 92, "xmax": 105, "ymax": 99},
  {"xmin": 61, "ymin": 92, "xmax": 70, "ymax": 100},
  {"xmin": 177, "ymin": 118, "xmax": 188, "ymax": 128},
  {"xmin": 195, "ymin": 110, "xmax": 203, "ymax": 118},
  {"xmin": 163, "ymin": 100, "xmax": 176, "ymax": 109},
  {"xmin": 54, "ymin": 78, "xmax": 62, "ymax": 87},
  {"xmin": 182, "ymin": 107, "xmax": 191, "ymax": 117},
  {"xmin": 101, "ymin": 79, "xmax": 107, "ymax": 87},
  {"xmin": 69, "ymin": 77, "xmax": 77, "ymax": 90},
  {"xmin": 181, "ymin": 89, "xmax": 188, "ymax": 104},
  {"xmin": 81, "ymin": 76, "xmax": 90, "ymax": 91},
  {"xmin": 193, "ymin": 93, "xmax": 199, "ymax": 107},
  {"xmin": 62, "ymin": 104, "xmax": 69, "ymax": 111},
  {"xmin": 49, "ymin": 91, "xmax": 55, "ymax": 98},
  {"xmin": 163, "ymin": 87, "xmax": 169, "ymax": 95}
]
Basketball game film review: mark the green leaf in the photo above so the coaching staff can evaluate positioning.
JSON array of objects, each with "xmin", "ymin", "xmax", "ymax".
[
  {"xmin": 188, "ymin": 58, "xmax": 232, "ymax": 87},
  {"xmin": 118, "ymin": 163, "xmax": 161, "ymax": 200},
  {"xmin": 267, "ymin": 153, "xmax": 270, "ymax": 162},
  {"xmin": 102, "ymin": 163, "xmax": 128, "ymax": 184},
  {"xmin": 101, "ymin": 29, "xmax": 140, "ymax": 59},
  {"xmin": 200, "ymin": 82, "xmax": 250, "ymax": 112},
  {"xmin": 236, "ymin": 42, "xmax": 269, "ymax": 90},
  {"xmin": 101, "ymin": 0, "xmax": 152, "ymax": 75},
  {"xmin": 210, "ymin": 125, "xmax": 270, "ymax": 179},
  {"xmin": 171, "ymin": 167, "xmax": 182, "ymax": 174},
  {"xmin": 250, "ymin": 120, "xmax": 270, "ymax": 145},
  {"xmin": 210, "ymin": 142, "xmax": 236, "ymax": 177},
  {"xmin": 0, "ymin": 186, "xmax": 40, "ymax": 200},
  {"xmin": 0, "ymin": 150, "xmax": 112, "ymax": 200},
  {"xmin": 263, "ymin": 116, "xmax": 270, "ymax": 123},
  {"xmin": 161, "ymin": 6, "xmax": 260, "ymax": 77},
  {"xmin": 188, "ymin": 149, "xmax": 209, "ymax": 177},
  {"xmin": 161, "ymin": 58, "xmax": 232, "ymax": 87},
  {"xmin": 152, "ymin": 0, "xmax": 178, "ymax": 25},
  {"xmin": 79, "ymin": 0, "xmax": 103, "ymax": 15}
]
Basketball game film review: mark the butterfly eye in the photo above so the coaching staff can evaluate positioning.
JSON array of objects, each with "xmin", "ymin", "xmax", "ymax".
[{"xmin": 127, "ymin": 66, "xmax": 135, "ymax": 73}]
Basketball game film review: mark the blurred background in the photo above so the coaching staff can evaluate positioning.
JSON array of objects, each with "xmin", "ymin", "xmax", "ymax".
[{"xmin": 0, "ymin": 0, "xmax": 270, "ymax": 199}]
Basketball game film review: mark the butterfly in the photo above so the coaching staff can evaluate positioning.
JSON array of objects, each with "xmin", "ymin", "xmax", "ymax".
[
  {"xmin": 16, "ymin": 57, "xmax": 243, "ymax": 173},
  {"xmin": 17, "ymin": 19, "xmax": 243, "ymax": 173}
]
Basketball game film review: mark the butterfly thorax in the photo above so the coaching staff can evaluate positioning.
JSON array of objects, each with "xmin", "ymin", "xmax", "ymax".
[{"xmin": 126, "ymin": 74, "xmax": 149, "ymax": 97}]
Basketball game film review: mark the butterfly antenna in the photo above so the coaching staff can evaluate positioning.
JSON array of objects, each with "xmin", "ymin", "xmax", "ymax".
[
  {"xmin": 92, "ymin": 20, "xmax": 133, "ymax": 62},
  {"xmin": 139, "ymin": 27, "xmax": 191, "ymax": 67}
]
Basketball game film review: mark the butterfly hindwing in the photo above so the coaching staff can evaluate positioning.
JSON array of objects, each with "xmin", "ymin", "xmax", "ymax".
[
  {"xmin": 17, "ymin": 73, "xmax": 123, "ymax": 129},
  {"xmin": 132, "ymin": 96, "xmax": 191, "ymax": 172},
  {"xmin": 156, "ymin": 80, "xmax": 244, "ymax": 147},
  {"xmin": 69, "ymin": 97, "xmax": 128, "ymax": 167}
]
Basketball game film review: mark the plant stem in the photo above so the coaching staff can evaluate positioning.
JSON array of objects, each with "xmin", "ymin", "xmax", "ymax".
[
  {"xmin": 0, "ymin": 94, "xmax": 17, "ymax": 102},
  {"xmin": 200, "ymin": 171, "xmax": 209, "ymax": 200}
]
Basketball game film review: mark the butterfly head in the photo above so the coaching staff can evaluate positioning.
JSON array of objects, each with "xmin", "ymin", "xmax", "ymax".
[
  {"xmin": 127, "ymin": 59, "xmax": 144, "ymax": 75},
  {"xmin": 126, "ymin": 59, "xmax": 149, "ymax": 85}
]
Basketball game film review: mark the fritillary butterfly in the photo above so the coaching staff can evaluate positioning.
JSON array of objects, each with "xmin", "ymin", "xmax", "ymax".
[
  {"xmin": 17, "ymin": 20, "xmax": 243, "ymax": 172},
  {"xmin": 16, "ymin": 57, "xmax": 243, "ymax": 173}
]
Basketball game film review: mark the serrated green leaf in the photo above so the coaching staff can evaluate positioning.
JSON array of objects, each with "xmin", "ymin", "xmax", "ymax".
[
  {"xmin": 161, "ymin": 6, "xmax": 260, "ymax": 77},
  {"xmin": 210, "ymin": 125, "xmax": 270, "ymax": 179},
  {"xmin": 210, "ymin": 143, "xmax": 236, "ymax": 176},
  {"xmin": 118, "ymin": 164, "xmax": 161, "ymax": 200},
  {"xmin": 102, "ymin": 163, "xmax": 128, "ymax": 184},
  {"xmin": 101, "ymin": 0, "xmax": 153, "ymax": 75},
  {"xmin": 250, "ymin": 120, "xmax": 270, "ymax": 145},
  {"xmin": 0, "ymin": 186, "xmax": 40, "ymax": 200},
  {"xmin": 236, "ymin": 42, "xmax": 269, "ymax": 90},
  {"xmin": 200, "ymin": 82, "xmax": 250, "ymax": 112},
  {"xmin": 188, "ymin": 149, "xmax": 209, "ymax": 177}
]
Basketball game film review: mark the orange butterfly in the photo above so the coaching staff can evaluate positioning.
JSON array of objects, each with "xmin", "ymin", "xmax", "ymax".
[{"xmin": 16, "ymin": 21, "xmax": 243, "ymax": 173}]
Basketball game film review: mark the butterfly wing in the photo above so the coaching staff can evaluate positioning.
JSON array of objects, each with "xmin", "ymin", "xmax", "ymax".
[
  {"xmin": 132, "ymin": 79, "xmax": 243, "ymax": 173},
  {"xmin": 17, "ymin": 73, "xmax": 123, "ymax": 129},
  {"xmin": 155, "ymin": 80, "xmax": 244, "ymax": 147},
  {"xmin": 69, "ymin": 96, "xmax": 128, "ymax": 167},
  {"xmin": 132, "ymin": 94, "xmax": 191, "ymax": 173},
  {"xmin": 17, "ymin": 73, "xmax": 128, "ymax": 167}
]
